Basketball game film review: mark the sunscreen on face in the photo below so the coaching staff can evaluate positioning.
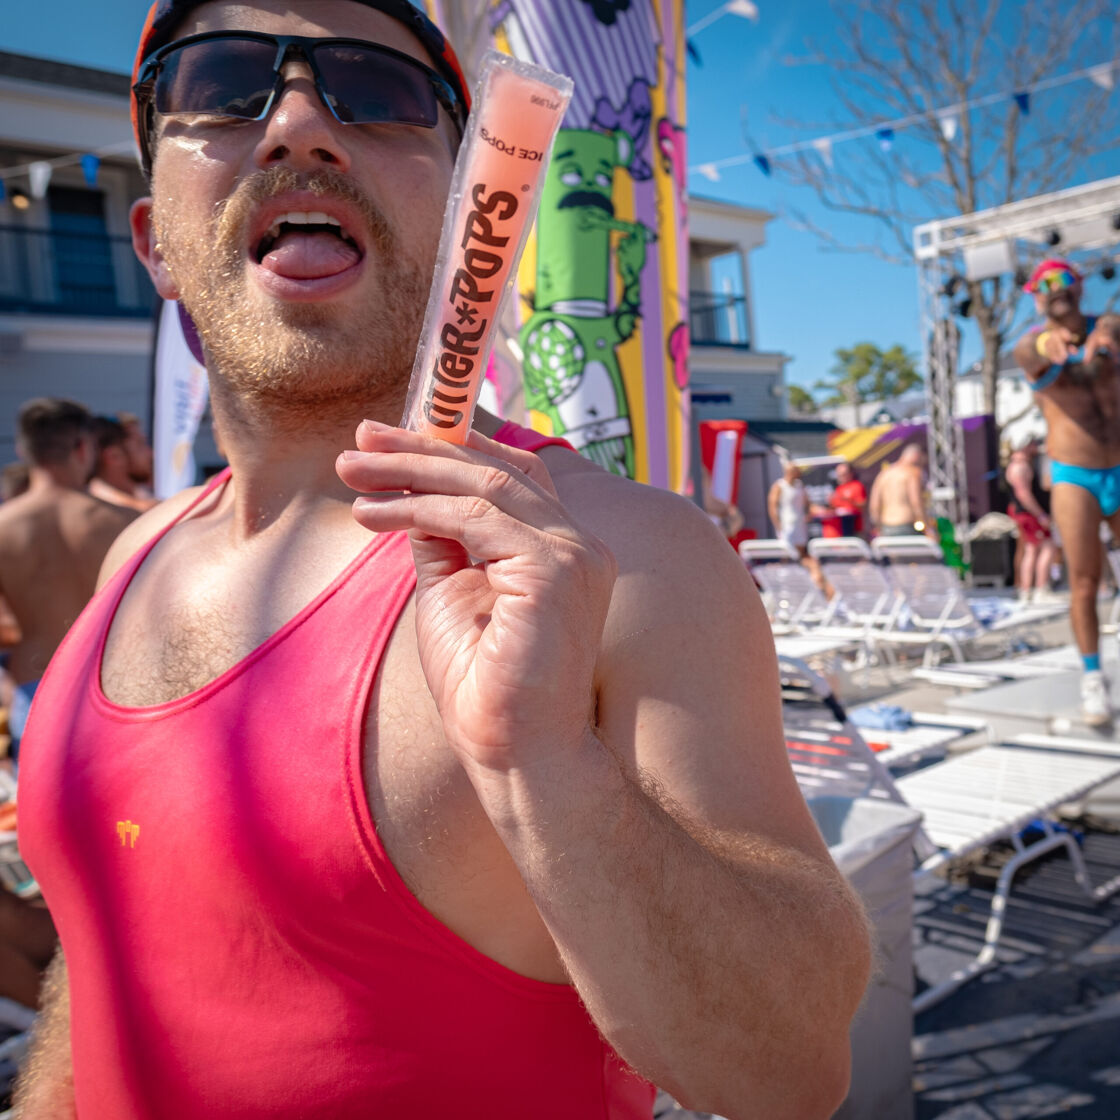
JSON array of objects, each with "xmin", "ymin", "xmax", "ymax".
[{"xmin": 401, "ymin": 51, "xmax": 573, "ymax": 442}]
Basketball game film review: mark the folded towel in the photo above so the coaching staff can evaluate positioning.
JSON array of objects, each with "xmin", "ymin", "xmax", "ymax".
[{"xmin": 850, "ymin": 704, "xmax": 914, "ymax": 731}]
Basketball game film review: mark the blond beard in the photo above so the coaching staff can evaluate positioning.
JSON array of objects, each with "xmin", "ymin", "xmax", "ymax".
[{"xmin": 153, "ymin": 167, "xmax": 429, "ymax": 416}]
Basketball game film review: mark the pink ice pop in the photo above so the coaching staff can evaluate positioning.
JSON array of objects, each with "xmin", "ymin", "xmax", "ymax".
[{"xmin": 401, "ymin": 51, "xmax": 573, "ymax": 443}]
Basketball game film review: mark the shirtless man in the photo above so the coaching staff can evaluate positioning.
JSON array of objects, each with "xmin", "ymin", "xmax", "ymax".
[
  {"xmin": 0, "ymin": 399, "xmax": 136, "ymax": 759},
  {"xmin": 1012, "ymin": 258, "xmax": 1120, "ymax": 727},
  {"xmin": 868, "ymin": 443, "xmax": 931, "ymax": 538},
  {"xmin": 89, "ymin": 415, "xmax": 158, "ymax": 512},
  {"xmin": 12, "ymin": 3, "xmax": 869, "ymax": 1118}
]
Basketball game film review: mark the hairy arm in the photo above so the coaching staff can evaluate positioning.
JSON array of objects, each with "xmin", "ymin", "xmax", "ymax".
[
  {"xmin": 504, "ymin": 482, "xmax": 870, "ymax": 1117},
  {"xmin": 339, "ymin": 428, "xmax": 870, "ymax": 1118},
  {"xmin": 11, "ymin": 949, "xmax": 74, "ymax": 1119}
]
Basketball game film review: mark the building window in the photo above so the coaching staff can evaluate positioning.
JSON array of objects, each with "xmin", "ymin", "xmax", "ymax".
[{"xmin": 48, "ymin": 186, "xmax": 117, "ymax": 313}]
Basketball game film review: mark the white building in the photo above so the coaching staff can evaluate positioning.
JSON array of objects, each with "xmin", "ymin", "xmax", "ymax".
[
  {"xmin": 0, "ymin": 51, "xmax": 220, "ymax": 469},
  {"xmin": 687, "ymin": 195, "xmax": 789, "ymax": 423}
]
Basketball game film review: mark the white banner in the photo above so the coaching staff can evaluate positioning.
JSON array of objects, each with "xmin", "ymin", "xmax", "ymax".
[{"xmin": 152, "ymin": 300, "xmax": 209, "ymax": 499}]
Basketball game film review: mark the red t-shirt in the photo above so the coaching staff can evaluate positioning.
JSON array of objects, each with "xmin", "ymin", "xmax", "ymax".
[{"xmin": 828, "ymin": 479, "xmax": 867, "ymax": 533}]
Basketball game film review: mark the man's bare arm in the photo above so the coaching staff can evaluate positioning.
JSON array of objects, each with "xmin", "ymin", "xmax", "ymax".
[
  {"xmin": 11, "ymin": 949, "xmax": 75, "ymax": 1119},
  {"xmin": 339, "ymin": 430, "xmax": 871, "ymax": 1119},
  {"xmin": 868, "ymin": 472, "xmax": 883, "ymax": 526}
]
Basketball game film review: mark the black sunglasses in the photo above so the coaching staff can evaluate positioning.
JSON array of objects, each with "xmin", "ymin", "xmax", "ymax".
[{"xmin": 133, "ymin": 31, "xmax": 466, "ymax": 169}]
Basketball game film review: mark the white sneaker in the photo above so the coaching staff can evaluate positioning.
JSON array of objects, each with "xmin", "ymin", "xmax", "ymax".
[{"xmin": 1081, "ymin": 670, "xmax": 1112, "ymax": 728}]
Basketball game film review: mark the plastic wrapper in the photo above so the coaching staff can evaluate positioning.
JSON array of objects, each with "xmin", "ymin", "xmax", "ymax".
[{"xmin": 401, "ymin": 50, "xmax": 573, "ymax": 442}]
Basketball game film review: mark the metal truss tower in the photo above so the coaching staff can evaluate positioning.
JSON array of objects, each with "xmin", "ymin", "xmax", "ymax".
[{"xmin": 914, "ymin": 174, "xmax": 1120, "ymax": 567}]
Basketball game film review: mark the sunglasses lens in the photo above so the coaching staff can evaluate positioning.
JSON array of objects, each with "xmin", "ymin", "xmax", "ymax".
[
  {"xmin": 314, "ymin": 45, "xmax": 439, "ymax": 127},
  {"xmin": 155, "ymin": 38, "xmax": 277, "ymax": 119}
]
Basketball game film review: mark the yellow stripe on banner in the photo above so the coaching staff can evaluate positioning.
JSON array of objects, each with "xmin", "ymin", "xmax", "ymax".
[
  {"xmin": 828, "ymin": 424, "xmax": 892, "ymax": 464},
  {"xmin": 652, "ymin": 0, "xmax": 687, "ymax": 492}
]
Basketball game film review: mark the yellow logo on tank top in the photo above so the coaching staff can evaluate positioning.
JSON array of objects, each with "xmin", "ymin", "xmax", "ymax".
[{"xmin": 117, "ymin": 820, "xmax": 140, "ymax": 848}]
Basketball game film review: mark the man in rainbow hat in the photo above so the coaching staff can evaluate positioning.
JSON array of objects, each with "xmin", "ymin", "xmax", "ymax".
[
  {"xmin": 11, "ymin": 2, "xmax": 869, "ymax": 1116},
  {"xmin": 1013, "ymin": 258, "xmax": 1120, "ymax": 726}
]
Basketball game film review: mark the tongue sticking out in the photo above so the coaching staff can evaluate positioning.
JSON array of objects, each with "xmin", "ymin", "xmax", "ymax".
[{"xmin": 259, "ymin": 231, "xmax": 361, "ymax": 280}]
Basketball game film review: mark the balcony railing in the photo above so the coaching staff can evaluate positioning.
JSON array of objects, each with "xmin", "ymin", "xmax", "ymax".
[
  {"xmin": 689, "ymin": 290, "xmax": 751, "ymax": 349},
  {"xmin": 0, "ymin": 224, "xmax": 155, "ymax": 318}
]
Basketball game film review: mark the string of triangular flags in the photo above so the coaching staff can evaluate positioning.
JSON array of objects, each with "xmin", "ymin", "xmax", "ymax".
[
  {"xmin": 691, "ymin": 57, "xmax": 1118, "ymax": 182},
  {"xmin": 0, "ymin": 140, "xmax": 136, "ymax": 203}
]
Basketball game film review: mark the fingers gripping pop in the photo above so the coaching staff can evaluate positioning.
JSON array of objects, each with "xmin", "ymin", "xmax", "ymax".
[{"xmin": 338, "ymin": 422, "xmax": 617, "ymax": 774}]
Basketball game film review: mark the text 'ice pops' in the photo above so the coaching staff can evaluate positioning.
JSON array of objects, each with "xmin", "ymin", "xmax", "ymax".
[{"xmin": 400, "ymin": 51, "xmax": 573, "ymax": 442}]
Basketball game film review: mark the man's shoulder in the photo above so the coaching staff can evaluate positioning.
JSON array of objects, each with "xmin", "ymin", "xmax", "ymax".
[
  {"xmin": 94, "ymin": 483, "xmax": 210, "ymax": 589},
  {"xmin": 546, "ymin": 456, "xmax": 749, "ymax": 596}
]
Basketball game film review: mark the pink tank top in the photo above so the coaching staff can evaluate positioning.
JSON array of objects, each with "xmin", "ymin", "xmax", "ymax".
[{"xmin": 18, "ymin": 424, "xmax": 653, "ymax": 1118}]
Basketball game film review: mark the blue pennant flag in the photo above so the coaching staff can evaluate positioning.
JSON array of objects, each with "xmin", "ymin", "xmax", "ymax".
[
  {"xmin": 876, "ymin": 127, "xmax": 894, "ymax": 152},
  {"xmin": 686, "ymin": 38, "xmax": 701, "ymax": 65},
  {"xmin": 80, "ymin": 153, "xmax": 100, "ymax": 187},
  {"xmin": 1013, "ymin": 91, "xmax": 1030, "ymax": 115},
  {"xmin": 753, "ymin": 153, "xmax": 771, "ymax": 177}
]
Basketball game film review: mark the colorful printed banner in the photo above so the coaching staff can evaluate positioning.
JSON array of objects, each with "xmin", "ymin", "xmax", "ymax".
[
  {"xmin": 427, "ymin": 0, "xmax": 691, "ymax": 493},
  {"xmin": 152, "ymin": 300, "xmax": 209, "ymax": 499}
]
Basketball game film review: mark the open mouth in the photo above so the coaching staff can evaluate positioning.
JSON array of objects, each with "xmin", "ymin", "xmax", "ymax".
[{"xmin": 254, "ymin": 210, "xmax": 364, "ymax": 281}]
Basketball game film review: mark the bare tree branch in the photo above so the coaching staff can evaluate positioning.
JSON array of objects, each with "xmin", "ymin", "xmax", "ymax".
[{"xmin": 758, "ymin": 0, "xmax": 1120, "ymax": 417}]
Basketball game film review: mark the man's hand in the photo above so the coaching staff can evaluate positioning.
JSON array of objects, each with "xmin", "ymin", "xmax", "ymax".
[
  {"xmin": 1035, "ymin": 326, "xmax": 1080, "ymax": 366},
  {"xmin": 336, "ymin": 421, "xmax": 617, "ymax": 775}
]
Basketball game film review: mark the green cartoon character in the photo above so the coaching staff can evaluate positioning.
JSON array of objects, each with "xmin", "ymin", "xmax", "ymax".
[{"xmin": 519, "ymin": 127, "xmax": 655, "ymax": 477}]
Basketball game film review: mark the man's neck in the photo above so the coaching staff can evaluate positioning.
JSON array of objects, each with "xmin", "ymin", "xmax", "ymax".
[
  {"xmin": 1049, "ymin": 307, "xmax": 1088, "ymax": 335},
  {"xmin": 27, "ymin": 465, "xmax": 85, "ymax": 494}
]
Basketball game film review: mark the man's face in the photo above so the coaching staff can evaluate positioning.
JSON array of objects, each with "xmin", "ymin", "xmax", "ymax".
[
  {"xmin": 1035, "ymin": 280, "xmax": 1081, "ymax": 321},
  {"xmin": 132, "ymin": 0, "xmax": 457, "ymax": 415},
  {"xmin": 836, "ymin": 463, "xmax": 852, "ymax": 484},
  {"xmin": 123, "ymin": 424, "xmax": 155, "ymax": 483}
]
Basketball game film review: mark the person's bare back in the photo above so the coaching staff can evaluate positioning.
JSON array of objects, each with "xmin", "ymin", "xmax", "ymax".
[
  {"xmin": 870, "ymin": 445, "xmax": 928, "ymax": 533},
  {"xmin": 0, "ymin": 484, "xmax": 136, "ymax": 684}
]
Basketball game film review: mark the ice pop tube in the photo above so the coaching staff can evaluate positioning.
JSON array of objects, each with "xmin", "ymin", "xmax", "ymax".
[{"xmin": 401, "ymin": 50, "xmax": 573, "ymax": 442}]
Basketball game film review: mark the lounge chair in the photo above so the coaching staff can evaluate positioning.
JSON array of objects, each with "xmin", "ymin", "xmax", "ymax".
[
  {"xmin": 778, "ymin": 656, "xmax": 1120, "ymax": 1012},
  {"xmin": 871, "ymin": 536, "xmax": 1065, "ymax": 662},
  {"xmin": 806, "ymin": 537, "xmax": 961, "ymax": 665},
  {"xmin": 738, "ymin": 539, "xmax": 830, "ymax": 631}
]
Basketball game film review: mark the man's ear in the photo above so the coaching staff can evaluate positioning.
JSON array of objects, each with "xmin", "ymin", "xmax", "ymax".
[{"xmin": 130, "ymin": 196, "xmax": 180, "ymax": 300}]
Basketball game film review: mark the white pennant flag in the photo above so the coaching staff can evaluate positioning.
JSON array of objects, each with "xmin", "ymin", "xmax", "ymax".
[
  {"xmin": 153, "ymin": 300, "xmax": 210, "ymax": 499},
  {"xmin": 811, "ymin": 136, "xmax": 833, "ymax": 168},
  {"xmin": 697, "ymin": 163, "xmax": 721, "ymax": 182},
  {"xmin": 938, "ymin": 112, "xmax": 958, "ymax": 141},
  {"xmin": 28, "ymin": 161, "xmax": 52, "ymax": 199},
  {"xmin": 1089, "ymin": 63, "xmax": 1115, "ymax": 91}
]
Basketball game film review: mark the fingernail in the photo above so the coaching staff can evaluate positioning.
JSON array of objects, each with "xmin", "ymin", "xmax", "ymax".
[
  {"xmin": 339, "ymin": 449, "xmax": 362, "ymax": 461},
  {"xmin": 361, "ymin": 419, "xmax": 393, "ymax": 433}
]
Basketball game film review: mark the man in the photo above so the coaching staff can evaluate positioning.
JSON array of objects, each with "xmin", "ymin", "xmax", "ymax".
[
  {"xmin": 1012, "ymin": 258, "xmax": 1120, "ymax": 726},
  {"xmin": 1005, "ymin": 438, "xmax": 1057, "ymax": 604},
  {"xmin": 89, "ymin": 415, "xmax": 159, "ymax": 512},
  {"xmin": 14, "ymin": 4, "xmax": 869, "ymax": 1118},
  {"xmin": 767, "ymin": 460, "xmax": 827, "ymax": 592},
  {"xmin": 0, "ymin": 399, "xmax": 137, "ymax": 759},
  {"xmin": 827, "ymin": 461, "xmax": 867, "ymax": 538},
  {"xmin": 869, "ymin": 443, "xmax": 932, "ymax": 538}
]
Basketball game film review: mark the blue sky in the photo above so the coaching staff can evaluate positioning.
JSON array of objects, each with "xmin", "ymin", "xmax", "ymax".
[{"xmin": 3, "ymin": 0, "xmax": 1118, "ymax": 392}]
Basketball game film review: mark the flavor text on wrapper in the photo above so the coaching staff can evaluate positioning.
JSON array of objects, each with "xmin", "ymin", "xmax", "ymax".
[{"xmin": 424, "ymin": 185, "xmax": 521, "ymax": 430}]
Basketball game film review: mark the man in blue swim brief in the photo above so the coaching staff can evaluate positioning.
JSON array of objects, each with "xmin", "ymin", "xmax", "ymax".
[{"xmin": 1013, "ymin": 258, "xmax": 1120, "ymax": 727}]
